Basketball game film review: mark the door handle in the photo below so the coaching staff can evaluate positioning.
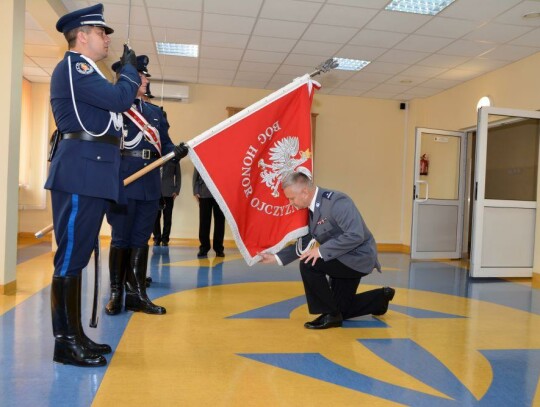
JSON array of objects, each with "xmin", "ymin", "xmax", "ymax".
[{"xmin": 416, "ymin": 180, "xmax": 428, "ymax": 202}]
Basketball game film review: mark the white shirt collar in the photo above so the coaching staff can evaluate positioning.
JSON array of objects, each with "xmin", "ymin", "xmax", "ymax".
[{"xmin": 309, "ymin": 187, "xmax": 319, "ymax": 212}]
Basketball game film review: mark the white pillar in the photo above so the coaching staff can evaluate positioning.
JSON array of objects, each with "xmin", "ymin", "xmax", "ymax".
[{"xmin": 0, "ymin": 0, "xmax": 25, "ymax": 294}]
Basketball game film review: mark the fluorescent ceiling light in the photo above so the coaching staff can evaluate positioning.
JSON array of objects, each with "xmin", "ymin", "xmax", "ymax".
[
  {"xmin": 334, "ymin": 58, "xmax": 370, "ymax": 71},
  {"xmin": 385, "ymin": 0, "xmax": 455, "ymax": 16},
  {"xmin": 156, "ymin": 42, "xmax": 199, "ymax": 57}
]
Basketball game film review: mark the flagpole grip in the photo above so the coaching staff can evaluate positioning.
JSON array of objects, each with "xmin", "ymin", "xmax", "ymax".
[{"xmin": 123, "ymin": 151, "xmax": 176, "ymax": 186}]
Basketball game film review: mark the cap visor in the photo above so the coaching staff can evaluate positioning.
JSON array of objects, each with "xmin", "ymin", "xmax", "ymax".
[{"xmin": 97, "ymin": 23, "xmax": 114, "ymax": 35}]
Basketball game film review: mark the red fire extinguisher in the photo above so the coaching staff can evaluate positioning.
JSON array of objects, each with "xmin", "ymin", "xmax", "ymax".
[{"xmin": 420, "ymin": 154, "xmax": 429, "ymax": 175}]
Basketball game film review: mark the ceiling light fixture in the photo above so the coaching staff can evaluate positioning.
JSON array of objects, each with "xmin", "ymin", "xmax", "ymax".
[
  {"xmin": 385, "ymin": 0, "xmax": 456, "ymax": 16},
  {"xmin": 334, "ymin": 58, "xmax": 370, "ymax": 71},
  {"xmin": 156, "ymin": 42, "xmax": 199, "ymax": 57}
]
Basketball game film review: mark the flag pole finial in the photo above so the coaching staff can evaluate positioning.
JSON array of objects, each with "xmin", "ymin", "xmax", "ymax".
[{"xmin": 309, "ymin": 58, "xmax": 339, "ymax": 78}]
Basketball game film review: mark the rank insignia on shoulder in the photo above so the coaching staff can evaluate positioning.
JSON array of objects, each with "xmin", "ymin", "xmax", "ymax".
[
  {"xmin": 75, "ymin": 62, "xmax": 94, "ymax": 75},
  {"xmin": 322, "ymin": 191, "xmax": 334, "ymax": 199}
]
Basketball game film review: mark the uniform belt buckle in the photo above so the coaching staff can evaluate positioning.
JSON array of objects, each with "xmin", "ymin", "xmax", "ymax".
[{"xmin": 142, "ymin": 149, "xmax": 151, "ymax": 159}]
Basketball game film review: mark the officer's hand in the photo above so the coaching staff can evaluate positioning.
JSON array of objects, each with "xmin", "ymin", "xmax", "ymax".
[
  {"xmin": 299, "ymin": 247, "xmax": 320, "ymax": 266},
  {"xmin": 174, "ymin": 142, "xmax": 188, "ymax": 160},
  {"xmin": 120, "ymin": 44, "xmax": 137, "ymax": 68},
  {"xmin": 258, "ymin": 253, "xmax": 277, "ymax": 264}
]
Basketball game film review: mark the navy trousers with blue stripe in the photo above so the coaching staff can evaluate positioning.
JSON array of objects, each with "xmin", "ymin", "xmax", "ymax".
[{"xmin": 51, "ymin": 191, "xmax": 108, "ymax": 277}]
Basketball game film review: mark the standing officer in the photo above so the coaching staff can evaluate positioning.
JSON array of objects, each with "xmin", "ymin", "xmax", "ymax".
[
  {"xmin": 193, "ymin": 169, "xmax": 225, "ymax": 258},
  {"xmin": 260, "ymin": 172, "xmax": 395, "ymax": 329},
  {"xmin": 105, "ymin": 56, "xmax": 188, "ymax": 316},
  {"xmin": 45, "ymin": 4, "xmax": 140, "ymax": 367},
  {"xmin": 153, "ymin": 159, "xmax": 181, "ymax": 247},
  {"xmin": 142, "ymin": 85, "xmax": 181, "ymax": 248}
]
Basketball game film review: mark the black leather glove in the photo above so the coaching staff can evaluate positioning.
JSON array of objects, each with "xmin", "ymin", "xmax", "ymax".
[
  {"xmin": 120, "ymin": 44, "xmax": 137, "ymax": 68},
  {"xmin": 174, "ymin": 142, "xmax": 188, "ymax": 160}
]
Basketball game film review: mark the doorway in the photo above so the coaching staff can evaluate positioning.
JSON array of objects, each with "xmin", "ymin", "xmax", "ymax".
[
  {"xmin": 411, "ymin": 128, "xmax": 467, "ymax": 260},
  {"xmin": 470, "ymin": 107, "xmax": 540, "ymax": 277}
]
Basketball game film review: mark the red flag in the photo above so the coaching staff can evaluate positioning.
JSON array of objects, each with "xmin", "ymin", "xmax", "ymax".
[{"xmin": 188, "ymin": 75, "xmax": 320, "ymax": 265}]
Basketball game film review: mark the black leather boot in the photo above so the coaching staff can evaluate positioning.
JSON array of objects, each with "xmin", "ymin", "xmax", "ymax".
[
  {"xmin": 51, "ymin": 276, "xmax": 106, "ymax": 367},
  {"xmin": 125, "ymin": 246, "xmax": 166, "ymax": 315},
  {"xmin": 76, "ymin": 275, "xmax": 111, "ymax": 355},
  {"xmin": 105, "ymin": 246, "xmax": 129, "ymax": 315}
]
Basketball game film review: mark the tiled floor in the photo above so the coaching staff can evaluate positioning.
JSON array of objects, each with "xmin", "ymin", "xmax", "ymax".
[{"xmin": 1, "ymin": 239, "xmax": 539, "ymax": 406}]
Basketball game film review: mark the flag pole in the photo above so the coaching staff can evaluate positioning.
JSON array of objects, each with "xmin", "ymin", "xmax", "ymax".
[{"xmin": 126, "ymin": 0, "xmax": 132, "ymax": 48}]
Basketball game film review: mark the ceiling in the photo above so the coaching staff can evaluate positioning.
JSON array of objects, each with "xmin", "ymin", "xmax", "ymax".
[{"xmin": 23, "ymin": 0, "xmax": 540, "ymax": 100}]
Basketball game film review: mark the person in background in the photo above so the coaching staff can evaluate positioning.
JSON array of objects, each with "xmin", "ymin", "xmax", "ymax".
[
  {"xmin": 144, "ymin": 84, "xmax": 181, "ymax": 248},
  {"xmin": 259, "ymin": 171, "xmax": 395, "ymax": 330},
  {"xmin": 46, "ymin": 3, "xmax": 140, "ymax": 367},
  {"xmin": 193, "ymin": 169, "xmax": 225, "ymax": 258},
  {"xmin": 153, "ymin": 159, "xmax": 181, "ymax": 247}
]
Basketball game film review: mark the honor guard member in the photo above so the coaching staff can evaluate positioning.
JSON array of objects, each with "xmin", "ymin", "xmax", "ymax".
[
  {"xmin": 260, "ymin": 172, "xmax": 395, "ymax": 329},
  {"xmin": 45, "ymin": 4, "xmax": 141, "ymax": 367},
  {"xmin": 105, "ymin": 56, "xmax": 188, "ymax": 316}
]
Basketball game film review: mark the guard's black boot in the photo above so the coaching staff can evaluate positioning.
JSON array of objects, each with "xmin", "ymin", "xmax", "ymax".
[
  {"xmin": 125, "ymin": 246, "xmax": 166, "ymax": 315},
  {"xmin": 105, "ymin": 246, "xmax": 129, "ymax": 315},
  {"xmin": 51, "ymin": 276, "xmax": 106, "ymax": 367},
  {"xmin": 76, "ymin": 275, "xmax": 111, "ymax": 355}
]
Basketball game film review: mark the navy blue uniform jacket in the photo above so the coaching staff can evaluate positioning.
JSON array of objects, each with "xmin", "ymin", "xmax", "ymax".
[{"xmin": 45, "ymin": 51, "xmax": 140, "ymax": 203}]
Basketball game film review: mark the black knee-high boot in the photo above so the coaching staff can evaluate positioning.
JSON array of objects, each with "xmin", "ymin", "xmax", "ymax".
[
  {"xmin": 105, "ymin": 246, "xmax": 129, "ymax": 315},
  {"xmin": 124, "ymin": 246, "xmax": 166, "ymax": 315},
  {"xmin": 76, "ymin": 275, "xmax": 111, "ymax": 355},
  {"xmin": 51, "ymin": 276, "xmax": 106, "ymax": 367}
]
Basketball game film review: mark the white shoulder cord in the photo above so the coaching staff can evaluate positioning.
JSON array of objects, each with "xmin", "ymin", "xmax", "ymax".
[
  {"xmin": 122, "ymin": 130, "xmax": 143, "ymax": 149},
  {"xmin": 296, "ymin": 238, "xmax": 317, "ymax": 257},
  {"xmin": 68, "ymin": 53, "xmax": 123, "ymax": 136}
]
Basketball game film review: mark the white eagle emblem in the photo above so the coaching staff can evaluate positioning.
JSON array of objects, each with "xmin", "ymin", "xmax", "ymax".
[{"xmin": 258, "ymin": 136, "xmax": 311, "ymax": 197}]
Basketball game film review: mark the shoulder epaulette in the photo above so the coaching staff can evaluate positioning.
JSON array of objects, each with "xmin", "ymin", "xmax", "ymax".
[{"xmin": 322, "ymin": 191, "xmax": 334, "ymax": 199}]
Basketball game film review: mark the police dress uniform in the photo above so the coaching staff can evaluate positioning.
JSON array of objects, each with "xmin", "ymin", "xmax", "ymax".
[
  {"xmin": 277, "ymin": 188, "xmax": 394, "ymax": 328},
  {"xmin": 105, "ymin": 57, "xmax": 177, "ymax": 315},
  {"xmin": 45, "ymin": 4, "xmax": 141, "ymax": 367}
]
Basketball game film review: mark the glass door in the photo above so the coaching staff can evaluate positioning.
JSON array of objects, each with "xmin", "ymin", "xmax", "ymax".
[
  {"xmin": 411, "ymin": 128, "xmax": 467, "ymax": 259},
  {"xmin": 470, "ymin": 107, "xmax": 540, "ymax": 277}
]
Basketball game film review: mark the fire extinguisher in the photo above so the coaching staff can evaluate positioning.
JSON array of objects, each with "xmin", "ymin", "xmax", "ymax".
[{"xmin": 420, "ymin": 154, "xmax": 429, "ymax": 175}]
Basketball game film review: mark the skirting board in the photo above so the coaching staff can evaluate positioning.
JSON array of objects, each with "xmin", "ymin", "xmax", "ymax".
[{"xmin": 0, "ymin": 280, "xmax": 16, "ymax": 295}]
